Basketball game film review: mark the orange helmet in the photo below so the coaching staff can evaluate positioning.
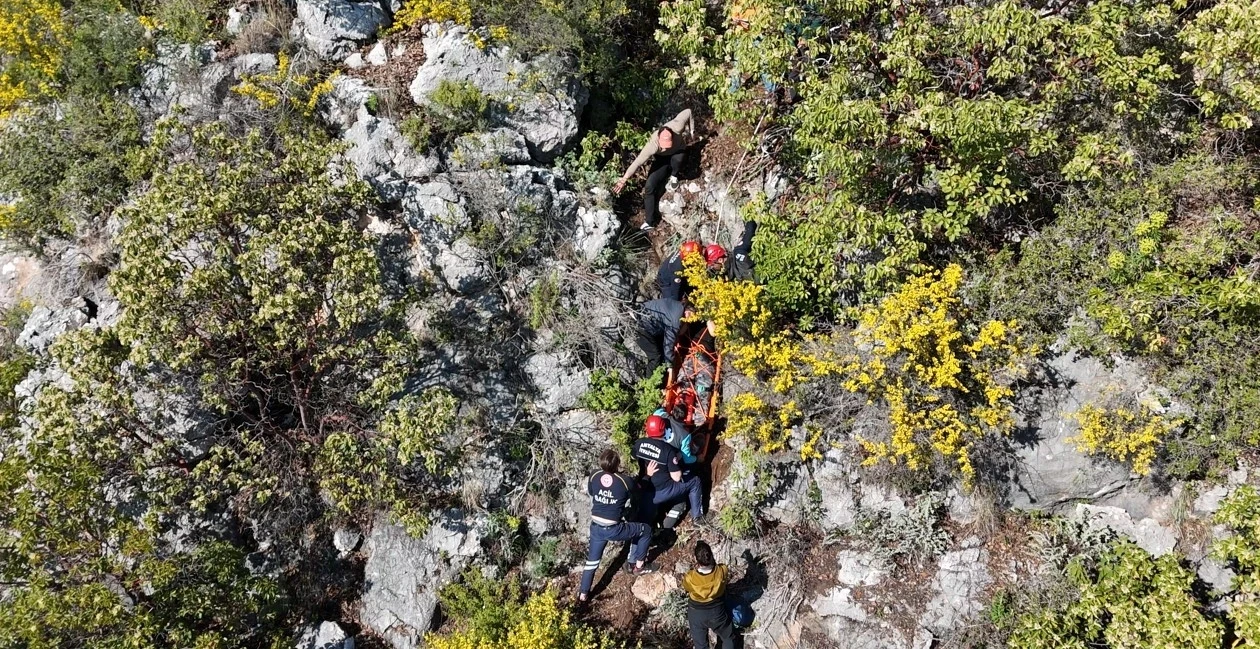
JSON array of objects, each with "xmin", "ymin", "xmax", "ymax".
[
  {"xmin": 680, "ymin": 240, "xmax": 701, "ymax": 259},
  {"xmin": 703, "ymin": 244, "xmax": 728, "ymax": 266},
  {"xmin": 645, "ymin": 414, "xmax": 667, "ymax": 438}
]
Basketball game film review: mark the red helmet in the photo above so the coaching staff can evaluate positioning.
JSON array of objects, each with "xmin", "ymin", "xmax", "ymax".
[
  {"xmin": 703, "ymin": 244, "xmax": 728, "ymax": 266},
  {"xmin": 645, "ymin": 414, "xmax": 667, "ymax": 438},
  {"xmin": 680, "ymin": 240, "xmax": 701, "ymax": 259}
]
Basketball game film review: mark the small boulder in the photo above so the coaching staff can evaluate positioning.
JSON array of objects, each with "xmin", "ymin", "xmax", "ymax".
[
  {"xmin": 292, "ymin": 0, "xmax": 390, "ymax": 61},
  {"xmin": 631, "ymin": 572, "xmax": 678, "ymax": 607},
  {"xmin": 1075, "ymin": 504, "xmax": 1178, "ymax": 557},
  {"xmin": 367, "ymin": 42, "xmax": 388, "ymax": 65},
  {"xmin": 297, "ymin": 621, "xmax": 354, "ymax": 649},
  {"xmin": 333, "ymin": 529, "xmax": 363, "ymax": 557},
  {"xmin": 574, "ymin": 206, "xmax": 617, "ymax": 262}
]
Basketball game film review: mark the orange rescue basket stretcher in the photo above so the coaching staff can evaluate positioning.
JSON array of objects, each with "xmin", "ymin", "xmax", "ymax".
[{"xmin": 662, "ymin": 320, "xmax": 722, "ymax": 461}]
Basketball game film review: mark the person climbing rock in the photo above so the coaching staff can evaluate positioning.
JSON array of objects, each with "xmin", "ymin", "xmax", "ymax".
[
  {"xmin": 612, "ymin": 109, "xmax": 696, "ymax": 231},
  {"xmin": 635, "ymin": 297, "xmax": 689, "ymax": 369},
  {"xmin": 659, "ymin": 240, "xmax": 701, "ymax": 300},
  {"xmin": 578, "ymin": 449, "xmax": 657, "ymax": 602},
  {"xmin": 683, "ymin": 541, "xmax": 739, "ymax": 649},
  {"xmin": 704, "ymin": 221, "xmax": 757, "ymax": 282},
  {"xmin": 632, "ymin": 414, "xmax": 705, "ymax": 527}
]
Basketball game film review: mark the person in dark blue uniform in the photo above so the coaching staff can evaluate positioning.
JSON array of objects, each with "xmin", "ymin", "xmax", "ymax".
[
  {"xmin": 578, "ymin": 449, "xmax": 656, "ymax": 602},
  {"xmin": 632, "ymin": 414, "xmax": 705, "ymax": 527},
  {"xmin": 658, "ymin": 240, "xmax": 701, "ymax": 301}
]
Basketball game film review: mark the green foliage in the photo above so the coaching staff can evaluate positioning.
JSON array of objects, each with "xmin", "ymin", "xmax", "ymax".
[
  {"xmin": 401, "ymin": 112, "xmax": 435, "ymax": 151},
  {"xmin": 1213, "ymin": 485, "xmax": 1260, "ymax": 641},
  {"xmin": 557, "ymin": 131, "xmax": 620, "ymax": 194},
  {"xmin": 717, "ymin": 448, "xmax": 771, "ymax": 538},
  {"xmin": 658, "ymin": 0, "xmax": 1189, "ymax": 311},
  {"xmin": 1180, "ymin": 0, "xmax": 1260, "ymax": 128},
  {"xmin": 430, "ymin": 571, "xmax": 620, "ymax": 649},
  {"xmin": 1010, "ymin": 540, "xmax": 1221, "ymax": 649},
  {"xmin": 0, "ymin": 300, "xmax": 33, "ymax": 430},
  {"xmin": 0, "ymin": 540, "xmax": 287, "ymax": 649},
  {"xmin": 428, "ymin": 80, "xmax": 491, "ymax": 136},
  {"xmin": 0, "ymin": 95, "xmax": 143, "ymax": 251},
  {"xmin": 318, "ymin": 388, "xmax": 462, "ymax": 536},
  {"xmin": 61, "ymin": 2, "xmax": 146, "ymax": 97},
  {"xmin": 153, "ymin": 0, "xmax": 214, "ymax": 44},
  {"xmin": 853, "ymin": 492, "xmax": 950, "ymax": 566},
  {"xmin": 581, "ymin": 365, "xmax": 666, "ymax": 459},
  {"xmin": 529, "ymin": 272, "xmax": 561, "ymax": 329},
  {"xmin": 973, "ymin": 153, "xmax": 1260, "ymax": 478}
]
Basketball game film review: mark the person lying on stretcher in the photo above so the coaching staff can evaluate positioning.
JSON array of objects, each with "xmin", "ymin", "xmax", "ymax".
[
  {"xmin": 655, "ymin": 407, "xmax": 700, "ymax": 465},
  {"xmin": 672, "ymin": 347, "xmax": 717, "ymax": 428}
]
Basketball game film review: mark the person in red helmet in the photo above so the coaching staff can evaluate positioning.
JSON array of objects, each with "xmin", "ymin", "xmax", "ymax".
[
  {"xmin": 705, "ymin": 222, "xmax": 758, "ymax": 281},
  {"xmin": 658, "ymin": 240, "xmax": 702, "ymax": 301},
  {"xmin": 632, "ymin": 414, "xmax": 705, "ymax": 526}
]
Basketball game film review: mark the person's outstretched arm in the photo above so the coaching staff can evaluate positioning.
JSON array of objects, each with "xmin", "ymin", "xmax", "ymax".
[{"xmin": 614, "ymin": 134, "xmax": 658, "ymax": 194}]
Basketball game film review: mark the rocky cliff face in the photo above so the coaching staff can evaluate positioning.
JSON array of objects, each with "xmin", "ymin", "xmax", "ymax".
[{"xmin": 5, "ymin": 9, "xmax": 1251, "ymax": 649}]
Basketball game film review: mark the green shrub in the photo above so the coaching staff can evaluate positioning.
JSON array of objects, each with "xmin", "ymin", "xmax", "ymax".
[
  {"xmin": 430, "ymin": 570, "xmax": 620, "ymax": 649},
  {"xmin": 657, "ymin": 0, "xmax": 1186, "ymax": 311},
  {"xmin": 853, "ymin": 492, "xmax": 950, "ymax": 566},
  {"xmin": 529, "ymin": 272, "xmax": 561, "ymax": 329},
  {"xmin": 1010, "ymin": 540, "xmax": 1221, "ymax": 649},
  {"xmin": 428, "ymin": 80, "xmax": 490, "ymax": 136},
  {"xmin": 1212, "ymin": 485, "xmax": 1260, "ymax": 642},
  {"xmin": 0, "ymin": 95, "xmax": 143, "ymax": 251},
  {"xmin": 153, "ymin": 0, "xmax": 214, "ymax": 44},
  {"xmin": 971, "ymin": 153, "xmax": 1260, "ymax": 478},
  {"xmin": 61, "ymin": 3, "xmax": 146, "ymax": 97},
  {"xmin": 557, "ymin": 131, "xmax": 620, "ymax": 195},
  {"xmin": 400, "ymin": 112, "xmax": 435, "ymax": 151},
  {"xmin": 0, "ymin": 301, "xmax": 33, "ymax": 431}
]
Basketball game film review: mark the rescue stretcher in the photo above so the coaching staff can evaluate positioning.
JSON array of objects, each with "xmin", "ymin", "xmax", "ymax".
[{"xmin": 662, "ymin": 319, "xmax": 722, "ymax": 462}]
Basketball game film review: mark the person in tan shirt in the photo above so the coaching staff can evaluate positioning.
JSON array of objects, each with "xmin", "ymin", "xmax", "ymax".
[
  {"xmin": 682, "ymin": 541, "xmax": 739, "ymax": 649},
  {"xmin": 612, "ymin": 109, "xmax": 695, "ymax": 231}
]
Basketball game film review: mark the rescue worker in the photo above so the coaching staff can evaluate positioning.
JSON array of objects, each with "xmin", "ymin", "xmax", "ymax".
[
  {"xmin": 632, "ymin": 414, "xmax": 705, "ymax": 527},
  {"xmin": 635, "ymin": 297, "xmax": 689, "ymax": 369},
  {"xmin": 612, "ymin": 109, "xmax": 696, "ymax": 231},
  {"xmin": 658, "ymin": 240, "xmax": 701, "ymax": 301},
  {"xmin": 682, "ymin": 541, "xmax": 738, "ymax": 649},
  {"xmin": 579, "ymin": 449, "xmax": 657, "ymax": 602},
  {"xmin": 704, "ymin": 221, "xmax": 757, "ymax": 281}
]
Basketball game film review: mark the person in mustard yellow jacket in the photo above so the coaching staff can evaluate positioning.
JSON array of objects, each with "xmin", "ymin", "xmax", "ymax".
[{"xmin": 681, "ymin": 541, "xmax": 739, "ymax": 649}]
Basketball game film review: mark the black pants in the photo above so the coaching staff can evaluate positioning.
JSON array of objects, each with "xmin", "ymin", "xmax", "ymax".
[
  {"xmin": 635, "ymin": 328, "xmax": 665, "ymax": 367},
  {"xmin": 687, "ymin": 601, "xmax": 738, "ymax": 649},
  {"xmin": 644, "ymin": 152, "xmax": 685, "ymax": 227}
]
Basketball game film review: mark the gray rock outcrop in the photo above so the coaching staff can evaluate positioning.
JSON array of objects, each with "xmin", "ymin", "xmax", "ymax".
[
  {"xmin": 1009, "ymin": 351, "xmax": 1172, "ymax": 513},
  {"xmin": 409, "ymin": 23, "xmax": 587, "ymax": 161},
  {"xmin": 297, "ymin": 621, "xmax": 355, "ymax": 649},
  {"xmin": 918, "ymin": 542, "xmax": 990, "ymax": 631},
  {"xmin": 292, "ymin": 0, "xmax": 390, "ymax": 61},
  {"xmin": 358, "ymin": 511, "xmax": 486, "ymax": 649}
]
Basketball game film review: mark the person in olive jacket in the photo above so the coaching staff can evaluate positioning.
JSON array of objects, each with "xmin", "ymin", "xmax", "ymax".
[{"xmin": 682, "ymin": 541, "xmax": 739, "ymax": 649}]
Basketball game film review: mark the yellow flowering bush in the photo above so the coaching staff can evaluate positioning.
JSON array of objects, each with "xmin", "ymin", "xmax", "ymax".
[
  {"xmin": 724, "ymin": 392, "xmax": 801, "ymax": 454},
  {"xmin": 848, "ymin": 265, "xmax": 1032, "ymax": 483},
  {"xmin": 689, "ymin": 259, "xmax": 1031, "ymax": 482},
  {"xmin": 1069, "ymin": 403, "xmax": 1178, "ymax": 476},
  {"xmin": 427, "ymin": 578, "xmax": 619, "ymax": 649},
  {"xmin": 390, "ymin": 0, "xmax": 472, "ymax": 33},
  {"xmin": 231, "ymin": 53, "xmax": 338, "ymax": 116},
  {"xmin": 0, "ymin": 0, "xmax": 67, "ymax": 115}
]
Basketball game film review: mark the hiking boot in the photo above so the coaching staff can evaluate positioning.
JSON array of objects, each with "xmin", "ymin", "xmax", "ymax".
[
  {"xmin": 626, "ymin": 561, "xmax": 658, "ymax": 576},
  {"xmin": 640, "ymin": 222, "xmax": 655, "ymax": 232}
]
